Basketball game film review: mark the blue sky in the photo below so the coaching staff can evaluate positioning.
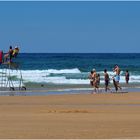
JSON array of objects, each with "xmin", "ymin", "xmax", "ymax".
[{"xmin": 0, "ymin": 1, "xmax": 140, "ymax": 53}]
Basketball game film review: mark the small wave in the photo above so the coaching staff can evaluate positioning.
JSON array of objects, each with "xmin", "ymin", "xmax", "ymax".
[
  {"xmin": 45, "ymin": 68, "xmax": 81, "ymax": 74},
  {"xmin": 45, "ymin": 77, "xmax": 89, "ymax": 84}
]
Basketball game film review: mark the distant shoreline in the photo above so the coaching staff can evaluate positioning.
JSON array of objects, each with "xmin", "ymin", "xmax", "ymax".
[{"xmin": 0, "ymin": 86, "xmax": 140, "ymax": 96}]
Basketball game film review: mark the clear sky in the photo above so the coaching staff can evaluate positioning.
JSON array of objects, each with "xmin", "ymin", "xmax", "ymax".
[{"xmin": 0, "ymin": 1, "xmax": 140, "ymax": 53}]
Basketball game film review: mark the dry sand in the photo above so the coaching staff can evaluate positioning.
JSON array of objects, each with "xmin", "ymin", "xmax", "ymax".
[{"xmin": 0, "ymin": 92, "xmax": 140, "ymax": 139}]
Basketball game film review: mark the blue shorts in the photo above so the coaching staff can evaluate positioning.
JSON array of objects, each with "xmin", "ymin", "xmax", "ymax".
[{"xmin": 115, "ymin": 75, "xmax": 120, "ymax": 82}]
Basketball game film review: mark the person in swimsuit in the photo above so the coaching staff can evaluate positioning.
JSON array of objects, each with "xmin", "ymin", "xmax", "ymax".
[
  {"xmin": 104, "ymin": 69, "xmax": 111, "ymax": 92},
  {"xmin": 113, "ymin": 65, "xmax": 122, "ymax": 91},
  {"xmin": 4, "ymin": 46, "xmax": 13, "ymax": 62},
  {"xmin": 12, "ymin": 46, "xmax": 19, "ymax": 58},
  {"xmin": 125, "ymin": 70, "xmax": 129, "ymax": 84},
  {"xmin": 90, "ymin": 69, "xmax": 99, "ymax": 94},
  {"xmin": 89, "ymin": 70, "xmax": 94, "ymax": 87}
]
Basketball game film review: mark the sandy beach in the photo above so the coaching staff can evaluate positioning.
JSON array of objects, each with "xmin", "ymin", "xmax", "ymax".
[{"xmin": 0, "ymin": 92, "xmax": 140, "ymax": 139}]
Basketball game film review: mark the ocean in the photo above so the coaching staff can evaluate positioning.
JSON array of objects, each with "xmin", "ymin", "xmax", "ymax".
[{"xmin": 0, "ymin": 53, "xmax": 140, "ymax": 92}]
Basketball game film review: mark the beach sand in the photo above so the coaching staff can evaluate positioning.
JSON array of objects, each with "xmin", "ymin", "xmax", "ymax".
[{"xmin": 0, "ymin": 92, "xmax": 140, "ymax": 139}]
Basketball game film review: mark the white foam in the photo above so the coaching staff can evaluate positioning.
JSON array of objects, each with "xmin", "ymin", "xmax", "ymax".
[{"xmin": 0, "ymin": 69, "xmax": 140, "ymax": 85}]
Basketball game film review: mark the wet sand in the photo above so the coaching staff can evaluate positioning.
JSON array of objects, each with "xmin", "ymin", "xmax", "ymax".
[{"xmin": 0, "ymin": 92, "xmax": 140, "ymax": 138}]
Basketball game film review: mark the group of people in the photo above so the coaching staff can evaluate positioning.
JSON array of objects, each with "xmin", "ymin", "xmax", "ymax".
[
  {"xmin": 89, "ymin": 65, "xmax": 130, "ymax": 93},
  {"xmin": 4, "ymin": 46, "xmax": 19, "ymax": 62}
]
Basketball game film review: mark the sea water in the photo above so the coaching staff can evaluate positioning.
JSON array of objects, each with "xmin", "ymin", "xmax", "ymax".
[{"xmin": 0, "ymin": 53, "xmax": 140, "ymax": 92}]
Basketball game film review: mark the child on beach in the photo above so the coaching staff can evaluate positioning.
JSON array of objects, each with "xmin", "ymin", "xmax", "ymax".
[{"xmin": 125, "ymin": 70, "xmax": 129, "ymax": 84}]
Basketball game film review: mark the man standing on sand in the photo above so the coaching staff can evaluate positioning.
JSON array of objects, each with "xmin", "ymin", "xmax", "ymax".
[
  {"xmin": 104, "ymin": 69, "xmax": 111, "ymax": 92},
  {"xmin": 113, "ymin": 64, "xmax": 122, "ymax": 91},
  {"xmin": 92, "ymin": 69, "xmax": 100, "ymax": 93},
  {"xmin": 89, "ymin": 69, "xmax": 101, "ymax": 94},
  {"xmin": 89, "ymin": 70, "xmax": 94, "ymax": 87},
  {"xmin": 89, "ymin": 69, "xmax": 98, "ymax": 94}
]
